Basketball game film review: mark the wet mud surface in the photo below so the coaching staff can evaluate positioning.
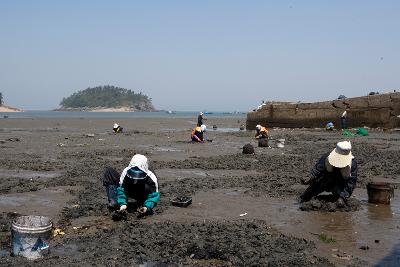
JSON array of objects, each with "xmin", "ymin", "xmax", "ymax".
[
  {"xmin": 0, "ymin": 118, "xmax": 400, "ymax": 266},
  {"xmin": 299, "ymin": 195, "xmax": 361, "ymax": 212}
]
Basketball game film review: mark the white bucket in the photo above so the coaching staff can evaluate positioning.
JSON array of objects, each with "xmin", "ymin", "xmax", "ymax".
[
  {"xmin": 12, "ymin": 215, "xmax": 52, "ymax": 260},
  {"xmin": 276, "ymin": 139, "xmax": 285, "ymax": 148}
]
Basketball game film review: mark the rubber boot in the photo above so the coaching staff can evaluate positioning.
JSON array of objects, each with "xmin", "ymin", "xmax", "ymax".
[{"xmin": 106, "ymin": 185, "xmax": 118, "ymax": 210}]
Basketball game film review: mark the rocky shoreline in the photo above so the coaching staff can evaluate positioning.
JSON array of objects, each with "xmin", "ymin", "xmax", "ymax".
[
  {"xmin": 54, "ymin": 106, "xmax": 155, "ymax": 112},
  {"xmin": 0, "ymin": 105, "xmax": 22, "ymax": 112}
]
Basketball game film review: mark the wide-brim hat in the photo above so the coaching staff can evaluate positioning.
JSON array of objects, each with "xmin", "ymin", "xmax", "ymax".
[{"xmin": 327, "ymin": 141, "xmax": 354, "ymax": 168}]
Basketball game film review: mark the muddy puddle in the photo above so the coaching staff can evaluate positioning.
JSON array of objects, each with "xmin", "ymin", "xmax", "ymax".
[
  {"xmin": 153, "ymin": 146, "xmax": 181, "ymax": 152},
  {"xmin": 0, "ymin": 169, "xmax": 61, "ymax": 180},
  {"xmin": 155, "ymin": 187, "xmax": 400, "ymax": 266},
  {"xmin": 158, "ymin": 168, "xmax": 261, "ymax": 183},
  {"xmin": 0, "ymin": 186, "xmax": 78, "ymax": 219},
  {"xmin": 212, "ymin": 127, "xmax": 242, "ymax": 132}
]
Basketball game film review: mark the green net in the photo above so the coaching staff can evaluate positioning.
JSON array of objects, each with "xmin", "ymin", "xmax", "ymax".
[
  {"xmin": 357, "ymin": 127, "xmax": 369, "ymax": 136},
  {"xmin": 342, "ymin": 131, "xmax": 355, "ymax": 137}
]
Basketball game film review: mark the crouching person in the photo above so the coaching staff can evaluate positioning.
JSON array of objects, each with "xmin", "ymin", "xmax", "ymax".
[
  {"xmin": 191, "ymin": 124, "xmax": 206, "ymax": 142},
  {"xmin": 300, "ymin": 141, "xmax": 357, "ymax": 207},
  {"xmin": 113, "ymin": 123, "xmax": 123, "ymax": 134},
  {"xmin": 255, "ymin": 124, "xmax": 269, "ymax": 139},
  {"xmin": 103, "ymin": 154, "xmax": 160, "ymax": 216}
]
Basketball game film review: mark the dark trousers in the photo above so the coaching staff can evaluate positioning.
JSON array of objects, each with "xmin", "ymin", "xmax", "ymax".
[
  {"xmin": 103, "ymin": 167, "xmax": 120, "ymax": 186},
  {"xmin": 103, "ymin": 167, "xmax": 120, "ymax": 207},
  {"xmin": 301, "ymin": 174, "xmax": 345, "ymax": 202},
  {"xmin": 340, "ymin": 117, "xmax": 347, "ymax": 129}
]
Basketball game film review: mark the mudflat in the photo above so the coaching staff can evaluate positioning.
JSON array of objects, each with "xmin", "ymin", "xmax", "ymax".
[{"xmin": 0, "ymin": 117, "xmax": 399, "ymax": 266}]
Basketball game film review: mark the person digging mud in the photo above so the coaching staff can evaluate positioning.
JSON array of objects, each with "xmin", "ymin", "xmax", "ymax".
[
  {"xmin": 300, "ymin": 141, "xmax": 358, "ymax": 207},
  {"xmin": 255, "ymin": 124, "xmax": 269, "ymax": 139},
  {"xmin": 113, "ymin": 123, "xmax": 123, "ymax": 134},
  {"xmin": 103, "ymin": 154, "xmax": 160, "ymax": 218},
  {"xmin": 191, "ymin": 124, "xmax": 206, "ymax": 142},
  {"xmin": 197, "ymin": 112, "xmax": 207, "ymax": 126}
]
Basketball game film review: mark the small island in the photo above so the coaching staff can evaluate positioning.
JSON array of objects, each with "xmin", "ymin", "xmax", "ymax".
[
  {"xmin": 57, "ymin": 85, "xmax": 155, "ymax": 112},
  {"xmin": 0, "ymin": 92, "xmax": 22, "ymax": 112}
]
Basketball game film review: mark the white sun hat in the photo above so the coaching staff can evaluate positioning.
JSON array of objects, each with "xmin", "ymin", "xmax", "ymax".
[
  {"xmin": 113, "ymin": 123, "xmax": 119, "ymax": 128},
  {"xmin": 200, "ymin": 112, "xmax": 204, "ymax": 116},
  {"xmin": 327, "ymin": 141, "xmax": 354, "ymax": 168},
  {"xmin": 256, "ymin": 124, "xmax": 262, "ymax": 130}
]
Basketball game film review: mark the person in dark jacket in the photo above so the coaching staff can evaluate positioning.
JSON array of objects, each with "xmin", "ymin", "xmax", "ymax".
[
  {"xmin": 340, "ymin": 110, "xmax": 348, "ymax": 130},
  {"xmin": 197, "ymin": 112, "xmax": 207, "ymax": 126},
  {"xmin": 103, "ymin": 154, "xmax": 160, "ymax": 216},
  {"xmin": 113, "ymin": 123, "xmax": 123, "ymax": 134},
  {"xmin": 300, "ymin": 141, "xmax": 357, "ymax": 207}
]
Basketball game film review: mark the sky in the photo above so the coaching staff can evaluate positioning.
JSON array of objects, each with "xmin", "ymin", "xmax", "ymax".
[{"xmin": 0, "ymin": 1, "xmax": 399, "ymax": 111}]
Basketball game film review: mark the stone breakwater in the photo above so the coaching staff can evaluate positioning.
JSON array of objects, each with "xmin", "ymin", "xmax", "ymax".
[{"xmin": 247, "ymin": 92, "xmax": 400, "ymax": 129}]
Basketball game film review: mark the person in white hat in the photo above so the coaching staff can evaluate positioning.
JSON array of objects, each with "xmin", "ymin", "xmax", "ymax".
[
  {"xmin": 102, "ymin": 154, "xmax": 160, "ymax": 217},
  {"xmin": 197, "ymin": 112, "xmax": 207, "ymax": 126},
  {"xmin": 255, "ymin": 124, "xmax": 269, "ymax": 139},
  {"xmin": 113, "ymin": 123, "xmax": 123, "ymax": 134},
  {"xmin": 300, "ymin": 141, "xmax": 358, "ymax": 207}
]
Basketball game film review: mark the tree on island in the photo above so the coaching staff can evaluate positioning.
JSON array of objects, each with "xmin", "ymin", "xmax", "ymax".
[
  {"xmin": 0, "ymin": 92, "xmax": 3, "ymax": 105},
  {"xmin": 60, "ymin": 85, "xmax": 154, "ymax": 111}
]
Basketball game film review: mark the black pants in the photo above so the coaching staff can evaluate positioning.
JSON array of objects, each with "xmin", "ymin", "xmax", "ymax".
[
  {"xmin": 301, "ymin": 174, "xmax": 345, "ymax": 202},
  {"xmin": 103, "ymin": 167, "xmax": 120, "ymax": 186},
  {"xmin": 340, "ymin": 117, "xmax": 348, "ymax": 129}
]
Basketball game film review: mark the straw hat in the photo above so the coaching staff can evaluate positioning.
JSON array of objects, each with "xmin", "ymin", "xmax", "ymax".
[{"xmin": 327, "ymin": 141, "xmax": 354, "ymax": 168}]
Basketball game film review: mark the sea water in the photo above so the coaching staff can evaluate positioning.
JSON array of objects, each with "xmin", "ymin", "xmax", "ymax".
[{"xmin": 0, "ymin": 111, "xmax": 246, "ymax": 119}]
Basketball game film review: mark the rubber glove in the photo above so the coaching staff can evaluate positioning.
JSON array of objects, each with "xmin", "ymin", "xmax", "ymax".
[
  {"xmin": 337, "ymin": 197, "xmax": 346, "ymax": 208},
  {"xmin": 137, "ymin": 206, "xmax": 148, "ymax": 214}
]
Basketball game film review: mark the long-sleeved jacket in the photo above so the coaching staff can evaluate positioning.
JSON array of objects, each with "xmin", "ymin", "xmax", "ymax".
[
  {"xmin": 310, "ymin": 153, "xmax": 358, "ymax": 198},
  {"xmin": 116, "ymin": 155, "xmax": 160, "ymax": 210},
  {"xmin": 255, "ymin": 127, "xmax": 269, "ymax": 139},
  {"xmin": 191, "ymin": 126, "xmax": 204, "ymax": 142}
]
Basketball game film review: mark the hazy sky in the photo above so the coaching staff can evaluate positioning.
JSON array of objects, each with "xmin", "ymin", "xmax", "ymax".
[{"xmin": 0, "ymin": 1, "xmax": 399, "ymax": 111}]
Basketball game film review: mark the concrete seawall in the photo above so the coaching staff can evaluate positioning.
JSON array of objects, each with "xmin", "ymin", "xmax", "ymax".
[{"xmin": 246, "ymin": 92, "xmax": 400, "ymax": 129}]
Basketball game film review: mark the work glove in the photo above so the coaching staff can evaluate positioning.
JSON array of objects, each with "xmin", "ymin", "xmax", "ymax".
[
  {"xmin": 119, "ymin": 205, "xmax": 127, "ymax": 211},
  {"xmin": 337, "ymin": 197, "xmax": 346, "ymax": 208},
  {"xmin": 137, "ymin": 206, "xmax": 148, "ymax": 214}
]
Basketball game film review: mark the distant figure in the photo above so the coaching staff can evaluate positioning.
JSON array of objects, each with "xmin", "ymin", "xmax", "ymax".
[
  {"xmin": 340, "ymin": 110, "xmax": 348, "ymax": 130},
  {"xmin": 300, "ymin": 141, "xmax": 358, "ymax": 207},
  {"xmin": 191, "ymin": 124, "xmax": 206, "ymax": 142},
  {"xmin": 197, "ymin": 112, "xmax": 207, "ymax": 126},
  {"xmin": 255, "ymin": 124, "xmax": 269, "ymax": 139},
  {"xmin": 113, "ymin": 123, "xmax": 123, "ymax": 134},
  {"xmin": 325, "ymin": 122, "xmax": 334, "ymax": 131}
]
